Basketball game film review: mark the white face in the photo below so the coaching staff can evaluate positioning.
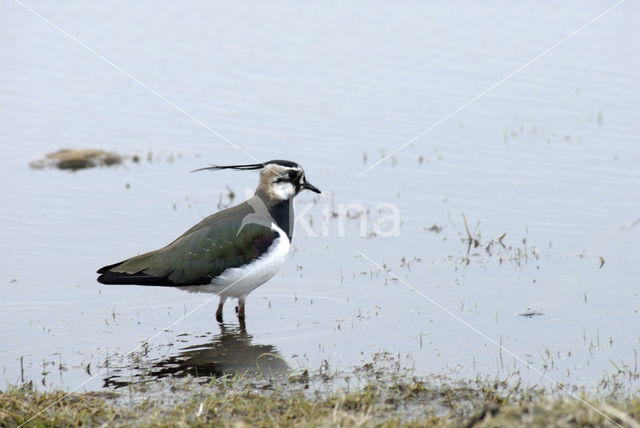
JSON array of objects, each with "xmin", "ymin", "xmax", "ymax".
[
  {"xmin": 269, "ymin": 165, "xmax": 303, "ymax": 200},
  {"xmin": 271, "ymin": 180, "xmax": 297, "ymax": 200}
]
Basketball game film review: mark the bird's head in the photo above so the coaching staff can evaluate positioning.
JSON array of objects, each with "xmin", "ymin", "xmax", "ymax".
[
  {"xmin": 258, "ymin": 160, "xmax": 321, "ymax": 201},
  {"xmin": 193, "ymin": 159, "xmax": 320, "ymax": 202}
]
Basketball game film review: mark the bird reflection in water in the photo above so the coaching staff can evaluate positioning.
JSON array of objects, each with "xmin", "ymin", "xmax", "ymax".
[{"xmin": 104, "ymin": 324, "xmax": 288, "ymax": 388}]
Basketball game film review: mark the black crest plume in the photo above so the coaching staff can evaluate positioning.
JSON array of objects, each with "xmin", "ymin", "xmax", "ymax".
[
  {"xmin": 192, "ymin": 163, "xmax": 265, "ymax": 173},
  {"xmin": 192, "ymin": 160, "xmax": 299, "ymax": 173}
]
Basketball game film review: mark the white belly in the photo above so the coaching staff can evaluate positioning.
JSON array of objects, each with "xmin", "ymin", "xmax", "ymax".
[{"xmin": 179, "ymin": 224, "xmax": 290, "ymax": 299}]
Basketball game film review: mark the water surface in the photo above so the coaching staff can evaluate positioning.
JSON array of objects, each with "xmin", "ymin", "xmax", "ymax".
[{"xmin": 1, "ymin": 0, "xmax": 639, "ymax": 392}]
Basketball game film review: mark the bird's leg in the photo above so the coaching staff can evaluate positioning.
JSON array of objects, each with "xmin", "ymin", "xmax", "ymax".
[
  {"xmin": 237, "ymin": 297, "xmax": 246, "ymax": 321},
  {"xmin": 216, "ymin": 303, "xmax": 224, "ymax": 323},
  {"xmin": 216, "ymin": 297, "xmax": 227, "ymax": 323}
]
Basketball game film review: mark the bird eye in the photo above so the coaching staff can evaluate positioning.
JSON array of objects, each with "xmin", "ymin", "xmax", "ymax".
[{"xmin": 288, "ymin": 170, "xmax": 298, "ymax": 180}]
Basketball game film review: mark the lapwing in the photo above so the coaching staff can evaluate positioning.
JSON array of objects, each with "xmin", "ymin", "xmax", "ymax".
[{"xmin": 97, "ymin": 160, "xmax": 320, "ymax": 323}]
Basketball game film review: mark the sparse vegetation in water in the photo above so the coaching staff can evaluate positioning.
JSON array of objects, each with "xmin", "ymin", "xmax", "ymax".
[
  {"xmin": 29, "ymin": 148, "xmax": 189, "ymax": 171},
  {"xmin": 426, "ymin": 224, "xmax": 443, "ymax": 233},
  {"xmin": 456, "ymin": 214, "xmax": 543, "ymax": 268},
  {"xmin": 30, "ymin": 149, "xmax": 123, "ymax": 171}
]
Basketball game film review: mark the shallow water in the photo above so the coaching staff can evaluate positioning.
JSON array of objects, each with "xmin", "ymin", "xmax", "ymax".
[{"xmin": 1, "ymin": 1, "xmax": 639, "ymax": 392}]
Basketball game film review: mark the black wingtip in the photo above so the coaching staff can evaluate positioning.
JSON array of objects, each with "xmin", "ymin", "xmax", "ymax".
[
  {"xmin": 97, "ymin": 261, "xmax": 124, "ymax": 274},
  {"xmin": 96, "ymin": 270, "xmax": 178, "ymax": 286}
]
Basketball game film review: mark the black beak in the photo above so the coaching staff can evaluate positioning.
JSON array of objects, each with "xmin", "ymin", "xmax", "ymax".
[{"xmin": 302, "ymin": 181, "xmax": 321, "ymax": 193}]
